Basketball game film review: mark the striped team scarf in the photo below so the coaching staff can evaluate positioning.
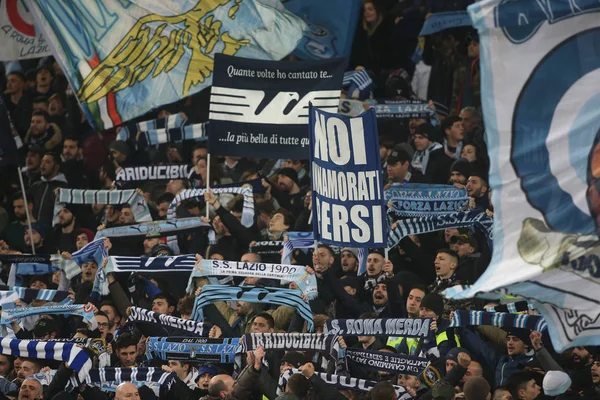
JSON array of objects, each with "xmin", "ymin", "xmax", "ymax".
[
  {"xmin": 0, "ymin": 254, "xmax": 49, "ymax": 264},
  {"xmin": 449, "ymin": 310, "xmax": 547, "ymax": 332},
  {"xmin": 127, "ymin": 306, "xmax": 208, "ymax": 337},
  {"xmin": 1, "ymin": 303, "xmax": 97, "ymax": 329},
  {"xmin": 192, "ymin": 285, "xmax": 314, "ymax": 332},
  {"xmin": 117, "ymin": 114, "xmax": 185, "ymax": 142},
  {"xmin": 116, "ymin": 165, "xmax": 192, "ymax": 183},
  {"xmin": 146, "ymin": 337, "xmax": 239, "ymax": 363},
  {"xmin": 1, "ymin": 254, "xmax": 80, "ymax": 279},
  {"xmin": 386, "ymin": 184, "xmax": 469, "ymax": 217},
  {"xmin": 168, "ymin": 187, "xmax": 254, "ymax": 228},
  {"xmin": 278, "ymin": 369, "xmax": 412, "ymax": 400},
  {"xmin": 95, "ymin": 218, "xmax": 210, "ymax": 239},
  {"xmin": 55, "ymin": 189, "xmax": 151, "ymax": 225},
  {"xmin": 0, "ymin": 291, "xmax": 19, "ymax": 309},
  {"xmin": 281, "ymin": 232, "xmax": 315, "ymax": 265},
  {"xmin": 0, "ymin": 337, "xmax": 92, "ymax": 380},
  {"xmin": 342, "ymin": 69, "xmax": 373, "ymax": 100},
  {"xmin": 1, "ymin": 286, "xmax": 70, "ymax": 304},
  {"xmin": 137, "ymin": 123, "xmax": 208, "ymax": 150},
  {"xmin": 188, "ymin": 260, "xmax": 318, "ymax": 300},
  {"xmin": 387, "ymin": 210, "xmax": 493, "ymax": 249},
  {"xmin": 241, "ymin": 333, "xmax": 340, "ymax": 361},
  {"xmin": 72, "ymin": 238, "xmax": 107, "ymax": 267},
  {"xmin": 69, "ymin": 367, "xmax": 177, "ymax": 391},
  {"xmin": 366, "ymin": 99, "xmax": 435, "ymax": 119},
  {"xmin": 485, "ymin": 301, "xmax": 535, "ymax": 313}
]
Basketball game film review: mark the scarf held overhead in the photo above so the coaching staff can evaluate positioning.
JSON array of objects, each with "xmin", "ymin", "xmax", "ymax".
[
  {"xmin": 450, "ymin": 310, "xmax": 547, "ymax": 332},
  {"xmin": 1, "ymin": 304, "xmax": 97, "ymax": 329},
  {"xmin": 326, "ymin": 318, "xmax": 431, "ymax": 338},
  {"xmin": 192, "ymin": 285, "xmax": 314, "ymax": 332},
  {"xmin": 128, "ymin": 307, "xmax": 208, "ymax": 337},
  {"xmin": 242, "ymin": 333, "xmax": 339, "ymax": 360},
  {"xmin": 116, "ymin": 165, "xmax": 192, "ymax": 182},
  {"xmin": 117, "ymin": 114, "xmax": 185, "ymax": 142},
  {"xmin": 191, "ymin": 260, "xmax": 318, "ymax": 299},
  {"xmin": 345, "ymin": 348, "xmax": 429, "ymax": 375},
  {"xmin": 146, "ymin": 337, "xmax": 239, "ymax": 364},
  {"xmin": 95, "ymin": 218, "xmax": 210, "ymax": 239},
  {"xmin": 385, "ymin": 184, "xmax": 469, "ymax": 215},
  {"xmin": 137, "ymin": 123, "xmax": 208, "ymax": 149}
]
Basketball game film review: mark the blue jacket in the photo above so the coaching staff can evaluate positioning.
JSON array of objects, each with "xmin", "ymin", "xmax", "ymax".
[{"xmin": 461, "ymin": 328, "xmax": 535, "ymax": 387}]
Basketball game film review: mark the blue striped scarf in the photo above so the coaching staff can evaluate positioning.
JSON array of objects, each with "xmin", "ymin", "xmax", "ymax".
[
  {"xmin": 386, "ymin": 184, "xmax": 469, "ymax": 217},
  {"xmin": 146, "ymin": 337, "xmax": 239, "ymax": 363},
  {"xmin": 1, "ymin": 286, "xmax": 70, "ymax": 304},
  {"xmin": 1, "ymin": 304, "xmax": 97, "ymax": 328},
  {"xmin": 117, "ymin": 114, "xmax": 185, "ymax": 142},
  {"xmin": 55, "ymin": 189, "xmax": 151, "ymax": 225},
  {"xmin": 281, "ymin": 232, "xmax": 315, "ymax": 265},
  {"xmin": 242, "ymin": 333, "xmax": 340, "ymax": 360},
  {"xmin": 69, "ymin": 367, "xmax": 177, "ymax": 391},
  {"xmin": 72, "ymin": 238, "xmax": 107, "ymax": 266},
  {"xmin": 450, "ymin": 310, "xmax": 547, "ymax": 332},
  {"xmin": 0, "ymin": 338, "xmax": 92, "ymax": 380},
  {"xmin": 342, "ymin": 70, "xmax": 372, "ymax": 100},
  {"xmin": 138, "ymin": 123, "xmax": 208, "ymax": 149},
  {"xmin": 94, "ymin": 218, "xmax": 210, "ymax": 240},
  {"xmin": 387, "ymin": 210, "xmax": 493, "ymax": 249},
  {"xmin": 2, "ymin": 254, "xmax": 80, "ymax": 279},
  {"xmin": 192, "ymin": 285, "xmax": 314, "ymax": 332},
  {"xmin": 0, "ymin": 291, "xmax": 19, "ymax": 309}
]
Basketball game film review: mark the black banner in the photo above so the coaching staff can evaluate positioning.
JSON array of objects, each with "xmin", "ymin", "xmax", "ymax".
[
  {"xmin": 208, "ymin": 54, "xmax": 345, "ymax": 159},
  {"xmin": 326, "ymin": 318, "xmax": 431, "ymax": 338},
  {"xmin": 345, "ymin": 348, "xmax": 429, "ymax": 375}
]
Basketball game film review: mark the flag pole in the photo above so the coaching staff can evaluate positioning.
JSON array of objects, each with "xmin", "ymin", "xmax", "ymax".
[
  {"xmin": 205, "ymin": 153, "xmax": 211, "ymax": 219},
  {"xmin": 17, "ymin": 167, "xmax": 36, "ymax": 255}
]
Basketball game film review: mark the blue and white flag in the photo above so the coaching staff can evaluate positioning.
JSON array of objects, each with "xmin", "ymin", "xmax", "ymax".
[
  {"xmin": 419, "ymin": 11, "xmax": 472, "ymax": 36},
  {"xmin": 0, "ymin": 0, "xmax": 50, "ymax": 61},
  {"xmin": 27, "ymin": 0, "xmax": 306, "ymax": 131},
  {"xmin": 208, "ymin": 54, "xmax": 345, "ymax": 159},
  {"xmin": 282, "ymin": 0, "xmax": 362, "ymax": 60},
  {"xmin": 310, "ymin": 106, "xmax": 386, "ymax": 247},
  {"xmin": 443, "ymin": 0, "xmax": 600, "ymax": 352},
  {"xmin": 386, "ymin": 184, "xmax": 469, "ymax": 216},
  {"xmin": 117, "ymin": 113, "xmax": 186, "ymax": 142},
  {"xmin": 106, "ymin": 255, "xmax": 196, "ymax": 274}
]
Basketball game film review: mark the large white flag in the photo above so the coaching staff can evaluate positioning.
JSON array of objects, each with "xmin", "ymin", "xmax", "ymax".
[
  {"xmin": 444, "ymin": 0, "xmax": 600, "ymax": 351},
  {"xmin": 0, "ymin": 0, "xmax": 51, "ymax": 61}
]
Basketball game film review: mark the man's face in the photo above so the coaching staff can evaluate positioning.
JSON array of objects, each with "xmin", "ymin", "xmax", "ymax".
[
  {"xmin": 36, "ymin": 68, "xmax": 52, "ymax": 86},
  {"xmin": 269, "ymin": 213, "xmax": 289, "ymax": 233},
  {"xmin": 58, "ymin": 208, "xmax": 74, "ymax": 227},
  {"xmin": 468, "ymin": 41, "xmax": 480, "ymax": 58},
  {"xmin": 280, "ymin": 361, "xmax": 297, "ymax": 374},
  {"xmin": 76, "ymin": 233, "xmax": 89, "ymax": 250},
  {"xmin": 445, "ymin": 359, "xmax": 457, "ymax": 374},
  {"xmin": 0, "ymin": 355, "xmax": 11, "ymax": 377},
  {"xmin": 117, "ymin": 345, "xmax": 137, "ymax": 367},
  {"xmin": 25, "ymin": 152, "xmax": 41, "ymax": 171},
  {"xmin": 372, "ymin": 283, "xmax": 388, "ymax": 306},
  {"xmin": 119, "ymin": 207, "xmax": 135, "ymax": 224},
  {"xmin": 277, "ymin": 175, "xmax": 294, "ymax": 192},
  {"xmin": 406, "ymin": 288, "xmax": 425, "ymax": 317},
  {"xmin": 419, "ymin": 307, "xmax": 437, "ymax": 319},
  {"xmin": 493, "ymin": 389, "xmax": 513, "ymax": 400},
  {"xmin": 252, "ymin": 316, "xmax": 273, "ymax": 333},
  {"xmin": 446, "ymin": 121, "xmax": 464, "ymax": 142},
  {"xmin": 17, "ymin": 361, "xmax": 39, "ymax": 381},
  {"xmin": 519, "ymin": 379, "xmax": 541, "ymax": 400},
  {"xmin": 62, "ymin": 139, "xmax": 79, "ymax": 161},
  {"xmin": 13, "ymin": 358, "xmax": 22, "ymax": 376},
  {"xmin": 32, "ymin": 101, "xmax": 47, "ymax": 112},
  {"xmin": 235, "ymin": 301, "xmax": 253, "ymax": 317},
  {"xmin": 192, "ymin": 148, "xmax": 207, "ymax": 165},
  {"xmin": 459, "ymin": 109, "xmax": 474, "ymax": 133},
  {"xmin": 197, "ymin": 372, "xmax": 213, "ymax": 390},
  {"xmin": 341, "ymin": 251, "xmax": 358, "ymax": 272},
  {"xmin": 96, "ymin": 315, "xmax": 109, "ymax": 338},
  {"xmin": 314, "ymin": 247, "xmax": 333, "ymax": 272},
  {"xmin": 101, "ymin": 305, "xmax": 119, "ymax": 329},
  {"xmin": 461, "ymin": 145, "xmax": 477, "ymax": 162},
  {"xmin": 506, "ymin": 335, "xmax": 527, "ymax": 356},
  {"xmin": 110, "ymin": 149, "xmax": 126, "ymax": 164},
  {"xmin": 157, "ymin": 201, "xmax": 170, "ymax": 220},
  {"xmin": 81, "ymin": 262, "xmax": 98, "ymax": 283},
  {"xmin": 40, "ymin": 155, "xmax": 57, "ymax": 178},
  {"xmin": 6, "ymin": 74, "xmax": 24, "ymax": 95},
  {"xmin": 168, "ymin": 361, "xmax": 188, "ymax": 380},
  {"xmin": 466, "ymin": 176, "xmax": 486, "ymax": 198},
  {"xmin": 398, "ymin": 374, "xmax": 419, "ymax": 390},
  {"xmin": 106, "ymin": 205, "xmax": 121, "ymax": 224},
  {"xmin": 13, "ymin": 199, "xmax": 27, "ymax": 221},
  {"xmin": 387, "ymin": 161, "xmax": 409, "ymax": 182},
  {"xmin": 591, "ymin": 361, "xmax": 600, "ymax": 384},
  {"xmin": 366, "ymin": 253, "xmax": 384, "ymax": 277},
  {"xmin": 166, "ymin": 179, "xmax": 185, "ymax": 195},
  {"xmin": 461, "ymin": 361, "xmax": 483, "ymax": 384},
  {"xmin": 143, "ymin": 237, "xmax": 160, "ymax": 255},
  {"xmin": 434, "ymin": 252, "xmax": 456, "ymax": 279},
  {"xmin": 152, "ymin": 298, "xmax": 172, "ymax": 315},
  {"xmin": 48, "ymin": 97, "xmax": 65, "ymax": 116},
  {"xmin": 452, "ymin": 240, "xmax": 475, "ymax": 258},
  {"xmin": 450, "ymin": 171, "xmax": 467, "ymax": 185},
  {"xmin": 18, "ymin": 379, "xmax": 42, "ymax": 400},
  {"xmin": 413, "ymin": 134, "xmax": 431, "ymax": 151},
  {"xmin": 572, "ymin": 347, "xmax": 591, "ymax": 365},
  {"xmin": 29, "ymin": 115, "xmax": 48, "ymax": 136}
]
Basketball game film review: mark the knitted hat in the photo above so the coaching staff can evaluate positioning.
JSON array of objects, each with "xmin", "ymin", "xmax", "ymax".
[
  {"xmin": 109, "ymin": 140, "xmax": 130, "ymax": 156},
  {"xmin": 451, "ymin": 158, "xmax": 472, "ymax": 178},
  {"xmin": 504, "ymin": 328, "xmax": 532, "ymax": 347},
  {"xmin": 341, "ymin": 248, "xmax": 359, "ymax": 259},
  {"xmin": 277, "ymin": 167, "xmax": 299, "ymax": 185},
  {"xmin": 280, "ymin": 352, "xmax": 307, "ymax": 369},
  {"xmin": 414, "ymin": 123, "xmax": 436, "ymax": 140},
  {"xmin": 197, "ymin": 365, "xmax": 218, "ymax": 377},
  {"xmin": 446, "ymin": 347, "xmax": 470, "ymax": 363},
  {"xmin": 463, "ymin": 376, "xmax": 491, "ymax": 400},
  {"xmin": 543, "ymin": 370, "xmax": 572, "ymax": 396},
  {"xmin": 420, "ymin": 293, "xmax": 444, "ymax": 317}
]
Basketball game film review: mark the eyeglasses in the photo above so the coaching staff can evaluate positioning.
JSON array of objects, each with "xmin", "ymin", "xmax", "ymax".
[{"xmin": 97, "ymin": 322, "xmax": 109, "ymax": 328}]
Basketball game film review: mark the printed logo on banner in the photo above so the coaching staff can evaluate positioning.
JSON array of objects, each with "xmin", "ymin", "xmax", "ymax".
[
  {"xmin": 309, "ymin": 106, "xmax": 386, "ymax": 247},
  {"xmin": 0, "ymin": 0, "xmax": 50, "ymax": 60},
  {"xmin": 208, "ymin": 54, "xmax": 345, "ymax": 159}
]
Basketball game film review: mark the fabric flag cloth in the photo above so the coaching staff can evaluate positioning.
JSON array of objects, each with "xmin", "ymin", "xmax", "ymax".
[
  {"xmin": 94, "ymin": 218, "xmax": 210, "ymax": 239},
  {"xmin": 0, "ymin": 0, "xmax": 51, "ymax": 60},
  {"xmin": 190, "ymin": 259, "xmax": 318, "ymax": 300},
  {"xmin": 137, "ymin": 123, "xmax": 208, "ymax": 149},
  {"xmin": 344, "ymin": 348, "xmax": 429, "ymax": 376},
  {"xmin": 117, "ymin": 114, "xmax": 186, "ymax": 142},
  {"xmin": 1, "ymin": 304, "xmax": 97, "ymax": 329},
  {"xmin": 55, "ymin": 189, "xmax": 151, "ymax": 225},
  {"xmin": 418, "ymin": 11, "xmax": 472, "ymax": 36},
  {"xmin": 281, "ymin": 232, "xmax": 315, "ymax": 265},
  {"xmin": 191, "ymin": 285, "xmax": 314, "ymax": 332},
  {"xmin": 208, "ymin": 54, "xmax": 345, "ymax": 159},
  {"xmin": 27, "ymin": 0, "xmax": 307, "ymax": 131},
  {"xmin": 385, "ymin": 184, "xmax": 469, "ymax": 215},
  {"xmin": 0, "ymin": 338, "xmax": 92, "ymax": 380},
  {"xmin": 282, "ymin": 0, "xmax": 362, "ymax": 60},
  {"xmin": 241, "ymin": 333, "xmax": 340, "ymax": 361},
  {"xmin": 338, "ymin": 99, "xmax": 369, "ymax": 118},
  {"xmin": 278, "ymin": 369, "xmax": 412, "ymax": 400},
  {"xmin": 127, "ymin": 307, "xmax": 208, "ymax": 337},
  {"xmin": 387, "ymin": 210, "xmax": 493, "ymax": 249},
  {"xmin": 116, "ymin": 165, "xmax": 192, "ymax": 182},
  {"xmin": 442, "ymin": 0, "xmax": 600, "ymax": 352},
  {"xmin": 325, "ymin": 318, "xmax": 431, "ymax": 338},
  {"xmin": 169, "ymin": 187, "xmax": 254, "ymax": 227},
  {"xmin": 310, "ymin": 106, "xmax": 386, "ymax": 247},
  {"xmin": 342, "ymin": 70, "xmax": 373, "ymax": 100},
  {"xmin": 146, "ymin": 337, "xmax": 239, "ymax": 364},
  {"xmin": 449, "ymin": 310, "xmax": 547, "ymax": 333},
  {"xmin": 69, "ymin": 367, "xmax": 177, "ymax": 390},
  {"xmin": 0, "ymin": 291, "xmax": 20, "ymax": 309},
  {"xmin": 71, "ymin": 238, "xmax": 108, "ymax": 267}
]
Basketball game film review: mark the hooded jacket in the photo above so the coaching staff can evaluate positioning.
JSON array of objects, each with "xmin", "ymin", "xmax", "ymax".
[{"xmin": 29, "ymin": 172, "xmax": 68, "ymax": 228}]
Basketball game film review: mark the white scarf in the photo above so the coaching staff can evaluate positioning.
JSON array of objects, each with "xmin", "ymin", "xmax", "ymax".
[{"xmin": 412, "ymin": 142, "xmax": 443, "ymax": 174}]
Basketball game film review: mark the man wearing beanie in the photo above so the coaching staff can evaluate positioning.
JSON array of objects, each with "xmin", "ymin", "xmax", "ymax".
[
  {"xmin": 464, "ymin": 376, "xmax": 491, "ymax": 400},
  {"xmin": 411, "ymin": 123, "xmax": 453, "ymax": 184},
  {"xmin": 109, "ymin": 140, "xmax": 132, "ymax": 167},
  {"xmin": 268, "ymin": 167, "xmax": 304, "ymax": 216},
  {"xmin": 418, "ymin": 293, "xmax": 460, "ymax": 359},
  {"xmin": 449, "ymin": 158, "xmax": 472, "ymax": 189},
  {"xmin": 340, "ymin": 248, "xmax": 359, "ymax": 276},
  {"xmin": 385, "ymin": 146, "xmax": 427, "ymax": 189}
]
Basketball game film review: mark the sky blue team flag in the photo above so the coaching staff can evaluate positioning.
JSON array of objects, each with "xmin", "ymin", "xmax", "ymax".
[
  {"xmin": 309, "ymin": 106, "xmax": 386, "ymax": 248},
  {"xmin": 26, "ymin": 0, "xmax": 306, "ymax": 130},
  {"xmin": 281, "ymin": 0, "xmax": 362, "ymax": 60}
]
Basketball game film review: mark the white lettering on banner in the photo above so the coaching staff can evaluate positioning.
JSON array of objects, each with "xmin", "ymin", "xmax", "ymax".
[
  {"xmin": 313, "ymin": 112, "xmax": 367, "ymax": 165},
  {"xmin": 316, "ymin": 198, "xmax": 383, "ymax": 244}
]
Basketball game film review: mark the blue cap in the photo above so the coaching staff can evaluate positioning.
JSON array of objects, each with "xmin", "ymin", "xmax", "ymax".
[{"xmin": 197, "ymin": 365, "xmax": 218, "ymax": 377}]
